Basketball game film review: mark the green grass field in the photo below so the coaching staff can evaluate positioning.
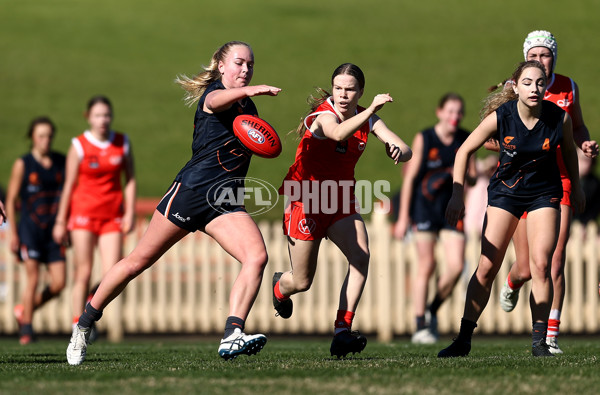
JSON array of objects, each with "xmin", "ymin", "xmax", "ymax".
[
  {"xmin": 2, "ymin": 1, "xmax": 600, "ymax": 220},
  {"xmin": 0, "ymin": 336, "xmax": 599, "ymax": 394}
]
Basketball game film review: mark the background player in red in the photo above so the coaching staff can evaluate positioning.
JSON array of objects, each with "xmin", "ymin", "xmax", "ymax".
[
  {"xmin": 6, "ymin": 116, "xmax": 66, "ymax": 344},
  {"xmin": 66, "ymin": 41, "xmax": 281, "ymax": 365},
  {"xmin": 273, "ymin": 63, "xmax": 412, "ymax": 358},
  {"xmin": 53, "ymin": 96, "xmax": 136, "ymax": 339},
  {"xmin": 492, "ymin": 31, "xmax": 598, "ymax": 354},
  {"xmin": 393, "ymin": 93, "xmax": 476, "ymax": 344},
  {"xmin": 439, "ymin": 61, "xmax": 584, "ymax": 358}
]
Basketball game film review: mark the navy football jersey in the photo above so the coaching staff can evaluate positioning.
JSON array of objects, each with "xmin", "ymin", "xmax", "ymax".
[
  {"xmin": 18, "ymin": 152, "xmax": 65, "ymax": 242},
  {"xmin": 175, "ymin": 80, "xmax": 258, "ymax": 194},
  {"xmin": 411, "ymin": 127, "xmax": 470, "ymax": 225},
  {"xmin": 488, "ymin": 100, "xmax": 564, "ymax": 199}
]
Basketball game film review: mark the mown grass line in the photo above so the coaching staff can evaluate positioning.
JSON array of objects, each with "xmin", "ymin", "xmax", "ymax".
[{"xmin": 1, "ymin": 337, "xmax": 598, "ymax": 394}]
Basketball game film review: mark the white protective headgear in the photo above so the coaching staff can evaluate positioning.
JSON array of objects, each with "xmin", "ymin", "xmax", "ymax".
[{"xmin": 523, "ymin": 30, "xmax": 557, "ymax": 73}]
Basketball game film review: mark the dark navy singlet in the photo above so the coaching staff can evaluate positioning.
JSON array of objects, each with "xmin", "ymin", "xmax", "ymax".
[
  {"xmin": 18, "ymin": 152, "xmax": 65, "ymax": 245},
  {"xmin": 411, "ymin": 127, "xmax": 470, "ymax": 230},
  {"xmin": 488, "ymin": 100, "xmax": 564, "ymax": 200},
  {"xmin": 175, "ymin": 80, "xmax": 258, "ymax": 194}
]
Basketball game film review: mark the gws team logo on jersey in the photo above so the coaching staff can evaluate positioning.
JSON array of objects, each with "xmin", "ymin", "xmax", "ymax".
[
  {"xmin": 502, "ymin": 136, "xmax": 516, "ymax": 151},
  {"xmin": 247, "ymin": 128, "xmax": 265, "ymax": 145},
  {"xmin": 172, "ymin": 212, "xmax": 191, "ymax": 223},
  {"xmin": 426, "ymin": 148, "xmax": 442, "ymax": 168},
  {"xmin": 28, "ymin": 172, "xmax": 40, "ymax": 185},
  {"xmin": 27, "ymin": 172, "xmax": 41, "ymax": 193},
  {"xmin": 298, "ymin": 218, "xmax": 317, "ymax": 235},
  {"xmin": 358, "ymin": 142, "xmax": 366, "ymax": 151},
  {"xmin": 207, "ymin": 177, "xmax": 279, "ymax": 216}
]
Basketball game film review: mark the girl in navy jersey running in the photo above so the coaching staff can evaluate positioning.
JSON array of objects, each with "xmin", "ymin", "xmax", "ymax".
[
  {"xmin": 5, "ymin": 117, "xmax": 66, "ymax": 345},
  {"xmin": 438, "ymin": 61, "xmax": 584, "ymax": 358},
  {"xmin": 494, "ymin": 31, "xmax": 598, "ymax": 355},
  {"xmin": 66, "ymin": 41, "xmax": 281, "ymax": 365},
  {"xmin": 393, "ymin": 93, "xmax": 476, "ymax": 344}
]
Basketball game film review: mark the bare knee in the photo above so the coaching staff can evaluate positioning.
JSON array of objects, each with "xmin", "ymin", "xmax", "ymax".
[
  {"xmin": 121, "ymin": 258, "xmax": 149, "ymax": 278},
  {"xmin": 417, "ymin": 259, "xmax": 435, "ymax": 281},
  {"xmin": 49, "ymin": 277, "xmax": 66, "ymax": 294},
  {"xmin": 240, "ymin": 250, "xmax": 268, "ymax": 276},
  {"xmin": 474, "ymin": 260, "xmax": 499, "ymax": 287},
  {"xmin": 529, "ymin": 257, "xmax": 550, "ymax": 280},
  {"xmin": 74, "ymin": 262, "xmax": 93, "ymax": 283}
]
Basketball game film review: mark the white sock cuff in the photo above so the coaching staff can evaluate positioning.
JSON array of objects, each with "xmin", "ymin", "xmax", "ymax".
[{"xmin": 549, "ymin": 309, "xmax": 561, "ymax": 320}]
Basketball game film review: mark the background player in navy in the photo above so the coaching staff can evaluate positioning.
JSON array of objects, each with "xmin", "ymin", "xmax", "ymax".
[
  {"xmin": 438, "ymin": 61, "xmax": 584, "ymax": 358},
  {"xmin": 393, "ymin": 93, "xmax": 476, "ymax": 344},
  {"xmin": 66, "ymin": 41, "xmax": 281, "ymax": 365},
  {"xmin": 5, "ymin": 116, "xmax": 66, "ymax": 345}
]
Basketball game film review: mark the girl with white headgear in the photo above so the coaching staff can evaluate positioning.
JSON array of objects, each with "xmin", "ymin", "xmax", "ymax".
[{"xmin": 488, "ymin": 30, "xmax": 598, "ymax": 355}]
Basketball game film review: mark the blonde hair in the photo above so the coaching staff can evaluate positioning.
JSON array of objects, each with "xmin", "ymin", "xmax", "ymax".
[
  {"xmin": 480, "ymin": 61, "xmax": 546, "ymax": 120},
  {"xmin": 175, "ymin": 41, "xmax": 252, "ymax": 107}
]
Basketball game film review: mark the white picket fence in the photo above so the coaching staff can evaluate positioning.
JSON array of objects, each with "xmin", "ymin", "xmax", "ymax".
[{"xmin": 0, "ymin": 211, "xmax": 598, "ymax": 342}]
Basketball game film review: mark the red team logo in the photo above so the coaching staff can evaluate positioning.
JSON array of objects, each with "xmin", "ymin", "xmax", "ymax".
[{"xmin": 298, "ymin": 218, "xmax": 317, "ymax": 235}]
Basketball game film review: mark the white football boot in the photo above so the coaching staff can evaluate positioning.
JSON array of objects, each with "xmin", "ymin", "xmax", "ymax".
[
  {"xmin": 218, "ymin": 328, "xmax": 267, "ymax": 360},
  {"xmin": 67, "ymin": 325, "xmax": 91, "ymax": 365}
]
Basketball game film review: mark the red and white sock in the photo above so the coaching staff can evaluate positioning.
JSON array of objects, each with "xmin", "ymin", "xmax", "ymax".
[
  {"xmin": 547, "ymin": 309, "xmax": 561, "ymax": 338},
  {"xmin": 334, "ymin": 310, "xmax": 355, "ymax": 335}
]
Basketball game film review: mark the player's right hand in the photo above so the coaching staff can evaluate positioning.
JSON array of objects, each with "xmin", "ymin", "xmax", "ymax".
[{"xmin": 445, "ymin": 194, "xmax": 465, "ymax": 228}]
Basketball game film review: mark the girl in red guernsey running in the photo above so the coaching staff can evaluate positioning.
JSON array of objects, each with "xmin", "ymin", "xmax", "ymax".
[
  {"xmin": 273, "ymin": 63, "xmax": 412, "ymax": 358},
  {"xmin": 53, "ymin": 96, "xmax": 136, "ymax": 344}
]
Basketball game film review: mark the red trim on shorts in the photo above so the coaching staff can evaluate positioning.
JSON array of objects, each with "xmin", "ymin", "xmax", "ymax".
[{"xmin": 165, "ymin": 182, "xmax": 181, "ymax": 216}]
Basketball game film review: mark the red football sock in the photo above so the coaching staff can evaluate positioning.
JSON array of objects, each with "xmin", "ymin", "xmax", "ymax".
[
  {"xmin": 334, "ymin": 310, "xmax": 355, "ymax": 334},
  {"xmin": 507, "ymin": 274, "xmax": 524, "ymax": 290},
  {"xmin": 274, "ymin": 281, "xmax": 289, "ymax": 301}
]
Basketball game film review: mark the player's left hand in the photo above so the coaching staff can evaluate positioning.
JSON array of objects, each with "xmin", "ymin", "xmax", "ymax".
[
  {"xmin": 581, "ymin": 140, "xmax": 599, "ymax": 159},
  {"xmin": 121, "ymin": 212, "xmax": 136, "ymax": 234},
  {"xmin": 385, "ymin": 142, "xmax": 402, "ymax": 164},
  {"xmin": 368, "ymin": 93, "xmax": 393, "ymax": 114}
]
